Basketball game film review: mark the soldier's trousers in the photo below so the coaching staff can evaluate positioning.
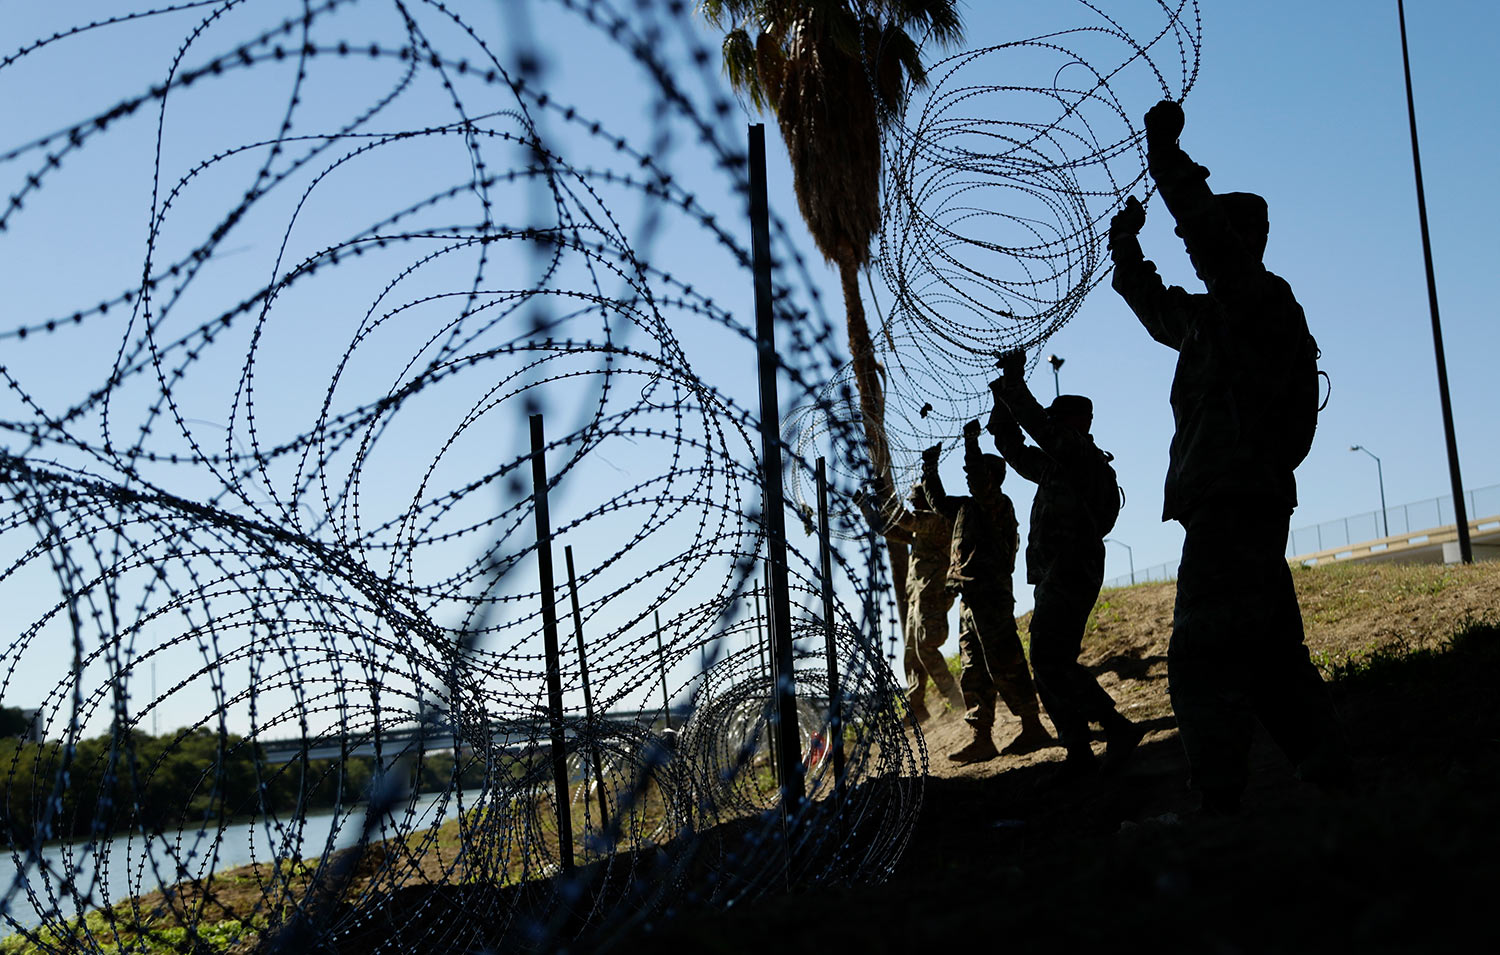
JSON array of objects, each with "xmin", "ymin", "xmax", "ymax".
[
  {"xmin": 957, "ymin": 589, "xmax": 1041, "ymax": 733},
  {"xmin": 1028, "ymin": 551, "xmax": 1120, "ymax": 754},
  {"xmin": 904, "ymin": 586, "xmax": 961, "ymax": 711},
  {"xmin": 1171, "ymin": 501, "xmax": 1346, "ymax": 799}
]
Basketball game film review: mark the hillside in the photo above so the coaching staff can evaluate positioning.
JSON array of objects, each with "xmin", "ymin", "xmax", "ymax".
[{"xmin": 635, "ymin": 558, "xmax": 1500, "ymax": 954}]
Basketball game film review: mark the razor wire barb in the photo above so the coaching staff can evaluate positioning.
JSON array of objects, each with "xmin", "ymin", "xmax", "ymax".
[{"xmin": 0, "ymin": 1, "xmax": 1196, "ymax": 951}]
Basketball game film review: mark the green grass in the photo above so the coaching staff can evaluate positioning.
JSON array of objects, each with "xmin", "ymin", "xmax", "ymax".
[
  {"xmin": 1, "ymin": 907, "xmax": 267, "ymax": 954},
  {"xmin": 1314, "ymin": 611, "xmax": 1500, "ymax": 683}
]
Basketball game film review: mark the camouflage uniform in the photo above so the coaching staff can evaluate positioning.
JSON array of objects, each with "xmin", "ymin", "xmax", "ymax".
[
  {"xmin": 991, "ymin": 379, "xmax": 1134, "ymax": 763},
  {"xmin": 1111, "ymin": 101, "xmax": 1347, "ymax": 806},
  {"xmin": 881, "ymin": 491, "xmax": 963, "ymax": 715},
  {"xmin": 922, "ymin": 437, "xmax": 1042, "ymax": 734}
]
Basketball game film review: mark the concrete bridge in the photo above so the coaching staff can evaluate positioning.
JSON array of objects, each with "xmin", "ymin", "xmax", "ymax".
[
  {"xmin": 256, "ymin": 704, "xmax": 696, "ymax": 763},
  {"xmin": 1289, "ymin": 513, "xmax": 1500, "ymax": 567}
]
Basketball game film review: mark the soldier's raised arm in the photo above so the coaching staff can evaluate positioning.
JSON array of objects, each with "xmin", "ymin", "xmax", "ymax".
[
  {"xmin": 920, "ymin": 443, "xmax": 961, "ymax": 520},
  {"xmin": 991, "ymin": 351, "xmax": 1072, "ymax": 456},
  {"xmin": 986, "ymin": 374, "xmax": 1050, "ymax": 485},
  {"xmin": 961, "ymin": 420, "xmax": 989, "ymax": 489},
  {"xmin": 854, "ymin": 486, "xmax": 915, "ymax": 544},
  {"xmin": 992, "ymin": 355, "xmax": 1104, "ymax": 481},
  {"xmin": 1108, "ymin": 195, "xmax": 1194, "ymax": 349},
  {"xmin": 1145, "ymin": 100, "xmax": 1266, "ymax": 292}
]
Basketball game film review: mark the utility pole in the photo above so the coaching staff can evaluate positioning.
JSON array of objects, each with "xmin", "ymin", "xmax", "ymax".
[{"xmin": 1397, "ymin": 0, "xmax": 1471, "ymax": 562}]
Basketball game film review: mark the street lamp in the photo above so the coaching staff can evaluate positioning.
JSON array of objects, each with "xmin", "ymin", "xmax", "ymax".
[
  {"xmin": 1104, "ymin": 537, "xmax": 1135, "ymax": 585},
  {"xmin": 1047, "ymin": 354, "xmax": 1065, "ymax": 398},
  {"xmin": 1350, "ymin": 445, "xmax": 1389, "ymax": 537}
]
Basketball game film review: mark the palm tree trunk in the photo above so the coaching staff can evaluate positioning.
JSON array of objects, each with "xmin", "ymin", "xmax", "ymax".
[{"xmin": 838, "ymin": 257, "xmax": 909, "ymax": 633}]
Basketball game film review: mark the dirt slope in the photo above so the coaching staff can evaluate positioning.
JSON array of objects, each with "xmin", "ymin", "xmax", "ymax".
[{"xmin": 632, "ymin": 558, "xmax": 1500, "ymax": 954}]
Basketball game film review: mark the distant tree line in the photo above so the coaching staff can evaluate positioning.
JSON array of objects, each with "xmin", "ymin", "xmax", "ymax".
[
  {"xmin": 0, "ymin": 706, "xmax": 32, "ymax": 739},
  {"xmin": 0, "ymin": 723, "xmax": 490, "ymax": 847}
]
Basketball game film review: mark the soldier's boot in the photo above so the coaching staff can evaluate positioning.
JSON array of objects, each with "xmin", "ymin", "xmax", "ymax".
[
  {"xmin": 1046, "ymin": 741, "xmax": 1099, "ymax": 786},
  {"xmin": 948, "ymin": 729, "xmax": 1000, "ymax": 765},
  {"xmin": 907, "ymin": 697, "xmax": 931, "ymax": 725},
  {"xmin": 1101, "ymin": 714, "xmax": 1147, "ymax": 776},
  {"xmin": 1001, "ymin": 714, "xmax": 1056, "ymax": 756}
]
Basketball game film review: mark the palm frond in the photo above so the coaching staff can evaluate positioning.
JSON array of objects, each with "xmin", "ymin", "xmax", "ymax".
[
  {"xmin": 697, "ymin": 0, "xmax": 756, "ymax": 29},
  {"xmin": 721, "ymin": 28, "xmax": 769, "ymax": 110},
  {"xmin": 875, "ymin": 23, "xmax": 925, "ymax": 97},
  {"xmin": 898, "ymin": 0, "xmax": 964, "ymax": 47}
]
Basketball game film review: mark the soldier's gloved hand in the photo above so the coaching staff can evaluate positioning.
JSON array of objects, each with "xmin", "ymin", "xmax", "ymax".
[
  {"xmin": 1109, "ymin": 196, "xmax": 1145, "ymax": 241},
  {"xmin": 986, "ymin": 390, "xmax": 1018, "ymax": 438},
  {"xmin": 987, "ymin": 377, "xmax": 1008, "ymax": 429},
  {"xmin": 1144, "ymin": 99, "xmax": 1184, "ymax": 145},
  {"xmin": 962, "ymin": 419, "xmax": 982, "ymax": 440},
  {"xmin": 921, "ymin": 443, "xmax": 942, "ymax": 465},
  {"xmin": 996, "ymin": 349, "xmax": 1026, "ymax": 384}
]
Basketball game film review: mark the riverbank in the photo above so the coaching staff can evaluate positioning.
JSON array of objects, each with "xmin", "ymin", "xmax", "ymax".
[{"xmin": 7, "ymin": 560, "xmax": 1499, "ymax": 952}]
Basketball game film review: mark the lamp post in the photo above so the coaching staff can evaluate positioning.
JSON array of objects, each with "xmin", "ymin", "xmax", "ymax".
[
  {"xmin": 1047, "ymin": 354, "xmax": 1065, "ymax": 398},
  {"xmin": 1350, "ymin": 445, "xmax": 1389, "ymax": 538},
  {"xmin": 1104, "ymin": 537, "xmax": 1135, "ymax": 585}
]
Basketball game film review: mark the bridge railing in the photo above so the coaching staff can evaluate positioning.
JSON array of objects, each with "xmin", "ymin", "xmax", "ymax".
[
  {"xmin": 1099, "ymin": 483, "xmax": 1500, "ymax": 591},
  {"xmin": 1102, "ymin": 559, "xmax": 1180, "ymax": 592},
  {"xmin": 1285, "ymin": 483, "xmax": 1500, "ymax": 559},
  {"xmin": 254, "ymin": 696, "xmax": 872, "ymax": 762}
]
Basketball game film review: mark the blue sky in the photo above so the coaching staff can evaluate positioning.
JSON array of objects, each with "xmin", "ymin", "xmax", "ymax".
[
  {"xmin": 2, "ymin": 1, "xmax": 1496, "ymax": 733},
  {"xmin": 933, "ymin": 0, "xmax": 1500, "ymax": 597},
  {"xmin": 709, "ymin": 0, "xmax": 1499, "ymax": 609}
]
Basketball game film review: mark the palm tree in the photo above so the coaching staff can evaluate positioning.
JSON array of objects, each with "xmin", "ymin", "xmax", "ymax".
[{"xmin": 701, "ymin": 0, "xmax": 963, "ymax": 625}]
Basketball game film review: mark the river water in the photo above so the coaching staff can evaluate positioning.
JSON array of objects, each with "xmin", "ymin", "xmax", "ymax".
[{"xmin": 1, "ymin": 789, "xmax": 475, "ymax": 935}]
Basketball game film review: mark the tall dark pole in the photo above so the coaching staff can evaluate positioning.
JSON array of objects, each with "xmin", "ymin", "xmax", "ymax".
[
  {"xmin": 816, "ymin": 459, "xmax": 846, "ymax": 822},
  {"xmin": 763, "ymin": 562, "xmax": 782, "ymax": 786},
  {"xmin": 530, "ymin": 414, "xmax": 574, "ymax": 872},
  {"xmin": 753, "ymin": 581, "xmax": 768, "ymax": 686},
  {"xmin": 654, "ymin": 610, "xmax": 673, "ymax": 731},
  {"xmin": 1398, "ymin": 0, "xmax": 1471, "ymax": 563},
  {"xmin": 752, "ymin": 580, "xmax": 777, "ymax": 786},
  {"xmin": 1047, "ymin": 354, "xmax": 1065, "ymax": 399},
  {"xmin": 748, "ymin": 123, "xmax": 805, "ymax": 806},
  {"xmin": 564, "ymin": 545, "xmax": 611, "ymax": 832}
]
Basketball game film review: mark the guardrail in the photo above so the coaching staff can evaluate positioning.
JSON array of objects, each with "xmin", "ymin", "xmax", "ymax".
[
  {"xmin": 1103, "ymin": 559, "xmax": 1179, "ymax": 591},
  {"xmin": 1285, "ymin": 483, "xmax": 1500, "ymax": 558},
  {"xmin": 1288, "ymin": 514, "xmax": 1500, "ymax": 567},
  {"xmin": 1100, "ymin": 482, "xmax": 1500, "ymax": 590}
]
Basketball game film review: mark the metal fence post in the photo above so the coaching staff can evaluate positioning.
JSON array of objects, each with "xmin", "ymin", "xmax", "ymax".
[
  {"xmin": 748, "ymin": 122, "xmax": 805, "ymax": 807},
  {"xmin": 564, "ymin": 545, "xmax": 611, "ymax": 834},
  {"xmin": 816, "ymin": 458, "xmax": 846, "ymax": 825},
  {"xmin": 654, "ymin": 610, "xmax": 672, "ymax": 732},
  {"xmin": 529, "ymin": 414, "xmax": 574, "ymax": 872}
]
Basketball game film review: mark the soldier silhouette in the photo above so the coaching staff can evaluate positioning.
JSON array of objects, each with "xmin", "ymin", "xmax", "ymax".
[
  {"xmin": 988, "ymin": 353, "xmax": 1143, "ymax": 778},
  {"xmin": 922, "ymin": 422, "xmax": 1054, "ymax": 763},
  {"xmin": 1109, "ymin": 99, "xmax": 1349, "ymax": 813},
  {"xmin": 860, "ymin": 481, "xmax": 965, "ymax": 723}
]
